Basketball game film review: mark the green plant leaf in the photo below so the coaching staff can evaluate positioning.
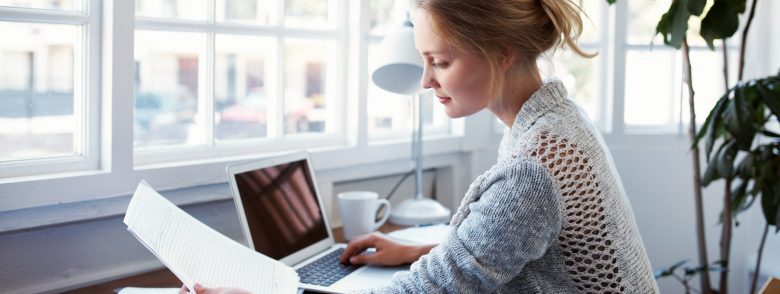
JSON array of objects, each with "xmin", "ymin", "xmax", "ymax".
[
  {"xmin": 716, "ymin": 140, "xmax": 738, "ymax": 179},
  {"xmin": 656, "ymin": 0, "xmax": 691, "ymax": 49},
  {"xmin": 733, "ymin": 84, "xmax": 757, "ymax": 150},
  {"xmin": 691, "ymin": 90, "xmax": 731, "ymax": 149},
  {"xmin": 700, "ymin": 0, "xmax": 743, "ymax": 49},
  {"xmin": 688, "ymin": 0, "xmax": 707, "ymax": 16},
  {"xmin": 760, "ymin": 164, "xmax": 779, "ymax": 227},
  {"xmin": 655, "ymin": 260, "xmax": 688, "ymax": 279},
  {"xmin": 732, "ymin": 180, "xmax": 749, "ymax": 215},
  {"xmin": 756, "ymin": 80, "xmax": 780, "ymax": 119},
  {"xmin": 696, "ymin": 94, "xmax": 730, "ymax": 160},
  {"xmin": 702, "ymin": 157, "xmax": 720, "ymax": 186},
  {"xmin": 606, "ymin": 0, "xmax": 618, "ymax": 4},
  {"xmin": 761, "ymin": 130, "xmax": 780, "ymax": 138},
  {"xmin": 762, "ymin": 185, "xmax": 778, "ymax": 227},
  {"xmin": 736, "ymin": 152, "xmax": 754, "ymax": 178}
]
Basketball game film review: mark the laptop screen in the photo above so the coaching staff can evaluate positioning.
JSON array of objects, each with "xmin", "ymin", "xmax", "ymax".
[{"xmin": 234, "ymin": 159, "xmax": 329, "ymax": 260}]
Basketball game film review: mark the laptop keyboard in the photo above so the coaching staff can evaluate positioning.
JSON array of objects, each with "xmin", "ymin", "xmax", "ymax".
[{"xmin": 297, "ymin": 248, "xmax": 362, "ymax": 286}]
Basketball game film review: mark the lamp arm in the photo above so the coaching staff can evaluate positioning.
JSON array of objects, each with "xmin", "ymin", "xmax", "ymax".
[{"xmin": 413, "ymin": 93, "xmax": 424, "ymax": 200}]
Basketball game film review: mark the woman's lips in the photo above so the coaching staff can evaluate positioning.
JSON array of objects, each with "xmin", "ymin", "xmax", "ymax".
[{"xmin": 437, "ymin": 96, "xmax": 451, "ymax": 104}]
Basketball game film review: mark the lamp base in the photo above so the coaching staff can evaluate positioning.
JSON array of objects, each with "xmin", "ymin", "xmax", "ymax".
[{"xmin": 389, "ymin": 197, "xmax": 451, "ymax": 226}]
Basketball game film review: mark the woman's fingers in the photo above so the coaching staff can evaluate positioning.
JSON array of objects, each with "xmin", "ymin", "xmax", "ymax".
[
  {"xmin": 348, "ymin": 250, "xmax": 383, "ymax": 265},
  {"xmin": 339, "ymin": 234, "xmax": 378, "ymax": 263},
  {"xmin": 179, "ymin": 285, "xmax": 190, "ymax": 293}
]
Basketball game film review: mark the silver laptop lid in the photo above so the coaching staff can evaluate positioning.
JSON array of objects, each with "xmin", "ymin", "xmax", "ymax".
[{"xmin": 227, "ymin": 151, "xmax": 336, "ymax": 266}]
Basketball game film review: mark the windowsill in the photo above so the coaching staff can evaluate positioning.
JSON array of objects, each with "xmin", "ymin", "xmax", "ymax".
[
  {"xmin": 0, "ymin": 134, "xmax": 474, "ymax": 230},
  {"xmin": 0, "ymin": 182, "xmax": 232, "ymax": 235}
]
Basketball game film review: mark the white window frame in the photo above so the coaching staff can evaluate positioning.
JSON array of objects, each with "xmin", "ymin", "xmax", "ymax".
[
  {"xmin": 133, "ymin": 0, "xmax": 349, "ymax": 165},
  {"xmin": 0, "ymin": 0, "xmax": 468, "ymax": 212},
  {"xmin": 615, "ymin": 0, "xmax": 741, "ymax": 135},
  {"xmin": 0, "ymin": 2, "xmax": 101, "ymax": 179}
]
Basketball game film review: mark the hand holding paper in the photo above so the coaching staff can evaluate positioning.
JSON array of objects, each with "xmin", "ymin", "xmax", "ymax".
[{"xmin": 123, "ymin": 181, "xmax": 299, "ymax": 294}]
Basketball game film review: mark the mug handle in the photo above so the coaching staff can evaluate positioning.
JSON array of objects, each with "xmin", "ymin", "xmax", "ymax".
[{"xmin": 373, "ymin": 199, "xmax": 391, "ymax": 230}]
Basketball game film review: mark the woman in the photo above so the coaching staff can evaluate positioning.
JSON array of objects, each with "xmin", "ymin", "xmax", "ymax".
[{"xmin": 188, "ymin": 0, "xmax": 659, "ymax": 292}]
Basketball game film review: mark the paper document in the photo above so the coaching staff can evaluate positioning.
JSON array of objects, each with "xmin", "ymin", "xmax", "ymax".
[
  {"xmin": 116, "ymin": 287, "xmax": 180, "ymax": 294},
  {"xmin": 124, "ymin": 181, "xmax": 299, "ymax": 294},
  {"xmin": 387, "ymin": 224, "xmax": 450, "ymax": 245}
]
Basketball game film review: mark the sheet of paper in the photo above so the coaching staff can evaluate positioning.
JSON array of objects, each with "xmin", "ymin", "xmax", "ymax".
[
  {"xmin": 387, "ymin": 224, "xmax": 450, "ymax": 245},
  {"xmin": 124, "ymin": 181, "xmax": 299, "ymax": 294},
  {"xmin": 116, "ymin": 287, "xmax": 180, "ymax": 294}
]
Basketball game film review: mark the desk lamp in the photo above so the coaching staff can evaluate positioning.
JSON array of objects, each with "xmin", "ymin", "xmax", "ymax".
[{"xmin": 371, "ymin": 19, "xmax": 451, "ymax": 226}]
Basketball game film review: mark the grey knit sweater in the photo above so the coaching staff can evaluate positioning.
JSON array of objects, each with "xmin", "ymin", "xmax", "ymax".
[{"xmin": 372, "ymin": 80, "xmax": 659, "ymax": 293}]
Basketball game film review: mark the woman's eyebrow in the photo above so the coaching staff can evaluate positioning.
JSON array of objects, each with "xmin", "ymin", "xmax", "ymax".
[{"xmin": 421, "ymin": 50, "xmax": 454, "ymax": 58}]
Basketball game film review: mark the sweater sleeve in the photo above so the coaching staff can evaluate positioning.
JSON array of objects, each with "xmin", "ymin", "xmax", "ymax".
[{"xmin": 375, "ymin": 158, "xmax": 562, "ymax": 293}]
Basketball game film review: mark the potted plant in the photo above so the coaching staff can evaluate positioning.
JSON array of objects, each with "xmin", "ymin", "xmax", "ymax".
[{"xmin": 605, "ymin": 0, "xmax": 779, "ymax": 293}]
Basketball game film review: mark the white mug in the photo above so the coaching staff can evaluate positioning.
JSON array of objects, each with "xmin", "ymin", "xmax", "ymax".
[{"xmin": 337, "ymin": 191, "xmax": 391, "ymax": 241}]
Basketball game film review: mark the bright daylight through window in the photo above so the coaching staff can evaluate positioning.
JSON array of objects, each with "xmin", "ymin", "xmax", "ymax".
[
  {"xmin": 0, "ymin": 0, "xmax": 96, "ymax": 178},
  {"xmin": 133, "ymin": 0, "xmax": 340, "ymax": 151},
  {"xmin": 366, "ymin": 0, "xmax": 449, "ymax": 140},
  {"xmin": 1, "ymin": 0, "xmax": 726, "ymax": 179}
]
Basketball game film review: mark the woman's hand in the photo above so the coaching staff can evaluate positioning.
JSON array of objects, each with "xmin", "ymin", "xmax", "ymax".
[
  {"xmin": 339, "ymin": 232, "xmax": 433, "ymax": 266},
  {"xmin": 179, "ymin": 283, "xmax": 251, "ymax": 294}
]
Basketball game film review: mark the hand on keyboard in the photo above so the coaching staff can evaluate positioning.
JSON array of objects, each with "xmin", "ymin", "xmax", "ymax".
[{"xmin": 339, "ymin": 232, "xmax": 434, "ymax": 266}]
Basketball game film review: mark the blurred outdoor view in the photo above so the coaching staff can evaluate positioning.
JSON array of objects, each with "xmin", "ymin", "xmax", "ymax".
[
  {"xmin": 133, "ymin": 0, "xmax": 335, "ymax": 149},
  {"xmin": 0, "ymin": 20, "xmax": 78, "ymax": 161},
  {"xmin": 1, "ymin": 0, "xmax": 732, "ymax": 164},
  {"xmin": 366, "ymin": 0, "xmax": 449, "ymax": 140}
]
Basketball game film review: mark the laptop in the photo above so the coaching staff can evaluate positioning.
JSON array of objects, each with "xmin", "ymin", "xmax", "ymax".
[{"xmin": 227, "ymin": 151, "xmax": 406, "ymax": 293}]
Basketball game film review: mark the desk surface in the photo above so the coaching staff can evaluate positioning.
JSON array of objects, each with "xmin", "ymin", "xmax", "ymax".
[{"xmin": 65, "ymin": 223, "xmax": 406, "ymax": 294}]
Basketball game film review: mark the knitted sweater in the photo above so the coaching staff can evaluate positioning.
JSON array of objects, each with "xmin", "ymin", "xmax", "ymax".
[{"xmin": 372, "ymin": 80, "xmax": 659, "ymax": 293}]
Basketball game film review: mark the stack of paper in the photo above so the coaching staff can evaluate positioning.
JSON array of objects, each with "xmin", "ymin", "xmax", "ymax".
[
  {"xmin": 124, "ymin": 181, "xmax": 299, "ymax": 294},
  {"xmin": 387, "ymin": 224, "xmax": 450, "ymax": 245}
]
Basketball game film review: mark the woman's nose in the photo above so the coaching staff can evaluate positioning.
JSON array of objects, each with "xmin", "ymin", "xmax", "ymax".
[{"xmin": 420, "ymin": 66, "xmax": 437, "ymax": 89}]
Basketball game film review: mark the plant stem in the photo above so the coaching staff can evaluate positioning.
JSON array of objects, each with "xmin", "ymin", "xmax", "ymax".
[
  {"xmin": 722, "ymin": 40, "xmax": 730, "ymax": 91},
  {"xmin": 738, "ymin": 0, "xmax": 759, "ymax": 81},
  {"xmin": 720, "ymin": 178, "xmax": 733, "ymax": 293},
  {"xmin": 682, "ymin": 37, "xmax": 714, "ymax": 294},
  {"xmin": 750, "ymin": 223, "xmax": 769, "ymax": 294}
]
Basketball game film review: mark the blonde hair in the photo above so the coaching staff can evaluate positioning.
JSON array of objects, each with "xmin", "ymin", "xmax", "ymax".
[{"xmin": 416, "ymin": 0, "xmax": 595, "ymax": 99}]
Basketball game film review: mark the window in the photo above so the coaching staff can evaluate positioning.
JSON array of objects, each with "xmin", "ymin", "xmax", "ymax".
[
  {"xmin": 366, "ymin": 0, "xmax": 449, "ymax": 141},
  {"xmin": 517, "ymin": 0, "xmax": 740, "ymax": 135},
  {"xmin": 134, "ymin": 0, "xmax": 345, "ymax": 164},
  {"xmin": 0, "ymin": 0, "xmax": 100, "ymax": 178},
  {"xmin": 622, "ymin": 0, "xmax": 738, "ymax": 132},
  {"xmin": 539, "ymin": 0, "xmax": 607, "ymax": 131}
]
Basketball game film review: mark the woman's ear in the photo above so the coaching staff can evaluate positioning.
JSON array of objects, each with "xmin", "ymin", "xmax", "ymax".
[{"xmin": 501, "ymin": 47, "xmax": 516, "ymax": 71}]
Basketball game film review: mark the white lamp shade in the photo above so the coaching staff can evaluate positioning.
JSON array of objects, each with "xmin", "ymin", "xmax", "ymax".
[{"xmin": 371, "ymin": 23, "xmax": 423, "ymax": 95}]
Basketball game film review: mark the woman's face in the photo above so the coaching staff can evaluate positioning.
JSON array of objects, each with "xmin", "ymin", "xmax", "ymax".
[{"xmin": 414, "ymin": 10, "xmax": 493, "ymax": 118}]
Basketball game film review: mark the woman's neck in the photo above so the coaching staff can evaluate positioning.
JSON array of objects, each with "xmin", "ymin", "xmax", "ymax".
[{"xmin": 489, "ymin": 67, "xmax": 543, "ymax": 128}]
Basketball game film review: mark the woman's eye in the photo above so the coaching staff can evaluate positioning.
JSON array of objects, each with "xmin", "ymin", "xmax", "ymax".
[{"xmin": 431, "ymin": 62, "xmax": 449, "ymax": 68}]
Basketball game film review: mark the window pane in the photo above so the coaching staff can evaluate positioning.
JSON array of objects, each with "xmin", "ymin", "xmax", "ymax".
[
  {"xmin": 540, "ymin": 48, "xmax": 602, "ymax": 126},
  {"xmin": 215, "ymin": 34, "xmax": 275, "ymax": 141},
  {"xmin": 681, "ymin": 49, "xmax": 738, "ymax": 124},
  {"xmin": 0, "ymin": 0, "xmax": 79, "ymax": 10},
  {"xmin": 285, "ymin": 0, "xmax": 331, "ymax": 29},
  {"xmin": 627, "ymin": 0, "xmax": 669, "ymax": 45},
  {"xmin": 369, "ymin": 0, "xmax": 395, "ymax": 36},
  {"xmin": 367, "ymin": 42, "xmax": 413, "ymax": 137},
  {"xmin": 0, "ymin": 22, "xmax": 78, "ymax": 161},
  {"xmin": 422, "ymin": 90, "xmax": 449, "ymax": 133},
  {"xmin": 624, "ymin": 50, "xmax": 679, "ymax": 127},
  {"xmin": 284, "ymin": 39, "xmax": 334, "ymax": 135},
  {"xmin": 216, "ymin": 0, "xmax": 275, "ymax": 25},
  {"xmin": 136, "ymin": 0, "xmax": 206, "ymax": 20},
  {"xmin": 578, "ymin": 0, "xmax": 601, "ymax": 44},
  {"xmin": 134, "ymin": 30, "xmax": 204, "ymax": 148},
  {"xmin": 628, "ymin": 0, "xmax": 714, "ymax": 47}
]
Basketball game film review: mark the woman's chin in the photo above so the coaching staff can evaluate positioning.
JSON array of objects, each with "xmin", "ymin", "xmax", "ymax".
[{"xmin": 443, "ymin": 109, "xmax": 467, "ymax": 119}]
